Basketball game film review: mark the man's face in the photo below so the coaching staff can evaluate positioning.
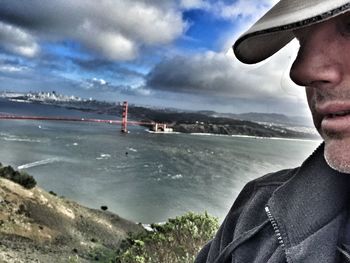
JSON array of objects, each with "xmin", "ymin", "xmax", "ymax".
[{"xmin": 290, "ymin": 12, "xmax": 350, "ymax": 173}]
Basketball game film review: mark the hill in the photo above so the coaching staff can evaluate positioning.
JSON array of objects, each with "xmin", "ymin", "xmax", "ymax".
[{"xmin": 0, "ymin": 177, "xmax": 143, "ymax": 262}]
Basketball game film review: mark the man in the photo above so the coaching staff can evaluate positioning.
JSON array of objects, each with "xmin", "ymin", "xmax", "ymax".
[{"xmin": 195, "ymin": 1, "xmax": 350, "ymax": 262}]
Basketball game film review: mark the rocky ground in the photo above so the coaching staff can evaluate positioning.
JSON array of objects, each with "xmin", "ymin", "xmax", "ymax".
[{"xmin": 0, "ymin": 178, "xmax": 144, "ymax": 262}]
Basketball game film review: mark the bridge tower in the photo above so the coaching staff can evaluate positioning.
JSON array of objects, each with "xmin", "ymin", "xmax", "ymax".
[{"xmin": 121, "ymin": 101, "xmax": 128, "ymax": 133}]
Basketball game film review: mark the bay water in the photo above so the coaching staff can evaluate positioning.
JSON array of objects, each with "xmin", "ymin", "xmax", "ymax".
[{"xmin": 0, "ymin": 99, "xmax": 320, "ymax": 223}]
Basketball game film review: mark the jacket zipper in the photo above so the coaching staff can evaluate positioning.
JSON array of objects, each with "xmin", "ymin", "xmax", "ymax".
[
  {"xmin": 337, "ymin": 246, "xmax": 350, "ymax": 262},
  {"xmin": 265, "ymin": 206, "xmax": 286, "ymax": 250}
]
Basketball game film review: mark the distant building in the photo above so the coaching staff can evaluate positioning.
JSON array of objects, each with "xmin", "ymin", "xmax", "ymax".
[{"xmin": 151, "ymin": 123, "xmax": 173, "ymax": 133}]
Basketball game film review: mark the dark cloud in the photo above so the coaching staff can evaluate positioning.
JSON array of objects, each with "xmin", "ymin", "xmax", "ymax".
[
  {"xmin": 146, "ymin": 52, "xmax": 280, "ymax": 99},
  {"xmin": 147, "ymin": 53, "xmax": 229, "ymax": 94},
  {"xmin": 0, "ymin": 57, "xmax": 23, "ymax": 67},
  {"xmin": 73, "ymin": 59, "xmax": 114, "ymax": 71},
  {"xmin": 145, "ymin": 49, "xmax": 309, "ymax": 115},
  {"xmin": 73, "ymin": 58, "xmax": 144, "ymax": 79}
]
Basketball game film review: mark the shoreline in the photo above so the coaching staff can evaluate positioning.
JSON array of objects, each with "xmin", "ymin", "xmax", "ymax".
[{"xmin": 145, "ymin": 129, "xmax": 321, "ymax": 142}]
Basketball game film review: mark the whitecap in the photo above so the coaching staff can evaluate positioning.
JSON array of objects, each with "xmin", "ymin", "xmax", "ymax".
[
  {"xmin": 96, "ymin": 153, "xmax": 111, "ymax": 160},
  {"xmin": 171, "ymin": 174, "xmax": 183, "ymax": 180},
  {"xmin": 3, "ymin": 136, "xmax": 41, "ymax": 143},
  {"xmin": 18, "ymin": 158, "xmax": 60, "ymax": 170}
]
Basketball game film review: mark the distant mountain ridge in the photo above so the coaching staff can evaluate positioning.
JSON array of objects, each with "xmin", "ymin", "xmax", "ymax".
[
  {"xmin": 1, "ymin": 93, "xmax": 317, "ymax": 138},
  {"xmin": 198, "ymin": 111, "xmax": 313, "ymax": 127}
]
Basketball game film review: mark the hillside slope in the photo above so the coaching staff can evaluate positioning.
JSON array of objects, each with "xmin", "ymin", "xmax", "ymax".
[{"xmin": 0, "ymin": 178, "xmax": 144, "ymax": 263}]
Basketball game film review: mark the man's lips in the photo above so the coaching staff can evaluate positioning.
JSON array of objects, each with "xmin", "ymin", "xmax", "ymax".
[
  {"xmin": 317, "ymin": 102, "xmax": 350, "ymax": 132},
  {"xmin": 324, "ymin": 110, "xmax": 350, "ymax": 118}
]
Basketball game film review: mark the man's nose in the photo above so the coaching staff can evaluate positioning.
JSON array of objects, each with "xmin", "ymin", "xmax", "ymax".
[{"xmin": 289, "ymin": 24, "xmax": 342, "ymax": 89}]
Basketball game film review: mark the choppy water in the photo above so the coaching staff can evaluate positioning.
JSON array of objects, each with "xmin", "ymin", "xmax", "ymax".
[{"xmin": 0, "ymin": 99, "xmax": 321, "ymax": 223}]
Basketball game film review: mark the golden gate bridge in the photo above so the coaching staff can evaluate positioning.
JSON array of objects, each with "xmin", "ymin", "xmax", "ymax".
[{"xmin": 0, "ymin": 101, "xmax": 162, "ymax": 133}]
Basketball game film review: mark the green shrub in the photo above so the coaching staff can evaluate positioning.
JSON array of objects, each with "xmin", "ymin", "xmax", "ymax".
[
  {"xmin": 88, "ymin": 245, "xmax": 117, "ymax": 263},
  {"xmin": 0, "ymin": 165, "xmax": 37, "ymax": 189},
  {"xmin": 67, "ymin": 255, "xmax": 80, "ymax": 263},
  {"xmin": 49, "ymin": 190, "xmax": 57, "ymax": 196},
  {"xmin": 116, "ymin": 212, "xmax": 219, "ymax": 263}
]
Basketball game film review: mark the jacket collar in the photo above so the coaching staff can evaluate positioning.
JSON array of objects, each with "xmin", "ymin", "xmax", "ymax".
[{"xmin": 267, "ymin": 142, "xmax": 350, "ymax": 251}]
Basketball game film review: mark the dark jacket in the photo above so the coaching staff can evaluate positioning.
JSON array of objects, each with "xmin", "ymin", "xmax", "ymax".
[{"xmin": 195, "ymin": 143, "xmax": 350, "ymax": 263}]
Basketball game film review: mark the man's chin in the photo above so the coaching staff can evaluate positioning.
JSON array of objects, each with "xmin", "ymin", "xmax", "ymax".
[{"xmin": 324, "ymin": 138, "xmax": 350, "ymax": 174}]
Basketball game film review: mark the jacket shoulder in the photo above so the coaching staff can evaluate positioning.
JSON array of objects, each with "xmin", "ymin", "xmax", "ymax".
[
  {"xmin": 229, "ymin": 168, "xmax": 298, "ymax": 235},
  {"xmin": 195, "ymin": 167, "xmax": 299, "ymax": 262},
  {"xmin": 253, "ymin": 167, "xmax": 298, "ymax": 187}
]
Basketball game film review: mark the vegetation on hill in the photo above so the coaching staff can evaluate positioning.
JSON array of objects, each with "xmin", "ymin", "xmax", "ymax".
[
  {"xmin": 0, "ymin": 164, "xmax": 218, "ymax": 262},
  {"xmin": 0, "ymin": 163, "xmax": 36, "ymax": 189},
  {"xmin": 116, "ymin": 212, "xmax": 219, "ymax": 263}
]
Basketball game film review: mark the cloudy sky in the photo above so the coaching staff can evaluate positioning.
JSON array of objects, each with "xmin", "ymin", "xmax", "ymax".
[{"xmin": 0, "ymin": 0, "xmax": 311, "ymax": 117}]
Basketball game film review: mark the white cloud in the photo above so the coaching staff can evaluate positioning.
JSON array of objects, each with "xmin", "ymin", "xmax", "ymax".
[
  {"xmin": 213, "ymin": 0, "xmax": 279, "ymax": 20},
  {"xmin": 0, "ymin": 0, "xmax": 279, "ymax": 60},
  {"xmin": 92, "ymin": 78, "xmax": 107, "ymax": 86},
  {"xmin": 0, "ymin": 65, "xmax": 28, "ymax": 73},
  {"xmin": 0, "ymin": 0, "xmax": 187, "ymax": 61},
  {"xmin": 82, "ymin": 78, "xmax": 109, "ymax": 90},
  {"xmin": 81, "ymin": 77, "xmax": 151, "ymax": 97},
  {"xmin": 0, "ymin": 22, "xmax": 39, "ymax": 57},
  {"xmin": 76, "ymin": 21, "xmax": 138, "ymax": 61},
  {"xmin": 180, "ymin": 0, "xmax": 210, "ymax": 10}
]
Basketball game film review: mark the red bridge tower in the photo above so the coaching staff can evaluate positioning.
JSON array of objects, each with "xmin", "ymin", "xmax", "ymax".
[{"xmin": 121, "ymin": 101, "xmax": 128, "ymax": 133}]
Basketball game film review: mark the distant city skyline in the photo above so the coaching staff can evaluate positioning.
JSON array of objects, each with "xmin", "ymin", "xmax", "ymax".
[{"xmin": 0, "ymin": 0, "xmax": 310, "ymax": 117}]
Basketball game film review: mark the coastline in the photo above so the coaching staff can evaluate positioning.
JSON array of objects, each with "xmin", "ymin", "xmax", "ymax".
[{"xmin": 146, "ymin": 129, "xmax": 321, "ymax": 142}]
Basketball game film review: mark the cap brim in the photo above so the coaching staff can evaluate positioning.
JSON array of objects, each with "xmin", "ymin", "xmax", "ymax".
[{"xmin": 234, "ymin": 31, "xmax": 294, "ymax": 64}]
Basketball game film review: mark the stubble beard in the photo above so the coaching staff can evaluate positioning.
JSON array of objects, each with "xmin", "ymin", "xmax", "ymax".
[
  {"xmin": 324, "ymin": 137, "xmax": 350, "ymax": 174},
  {"xmin": 308, "ymin": 88, "xmax": 350, "ymax": 174}
]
